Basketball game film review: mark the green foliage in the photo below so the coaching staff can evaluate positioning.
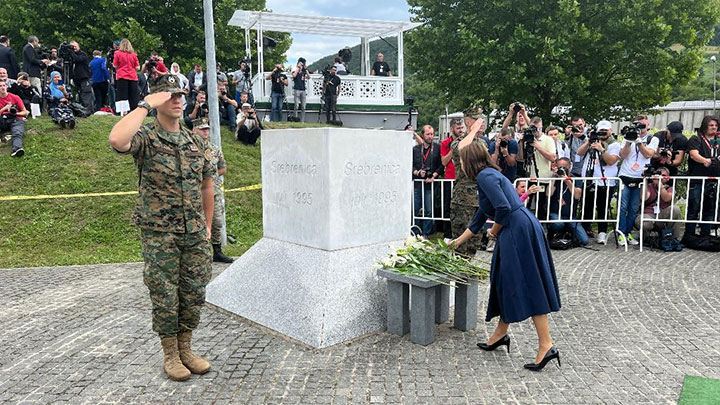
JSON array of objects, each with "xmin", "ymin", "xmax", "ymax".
[
  {"xmin": 672, "ymin": 47, "xmax": 718, "ymax": 101},
  {"xmin": 0, "ymin": 0, "xmax": 291, "ymax": 75},
  {"xmin": 407, "ymin": 0, "xmax": 720, "ymax": 125}
]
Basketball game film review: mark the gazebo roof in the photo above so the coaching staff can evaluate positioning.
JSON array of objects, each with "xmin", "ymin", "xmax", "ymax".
[{"xmin": 228, "ymin": 10, "xmax": 420, "ymax": 37}]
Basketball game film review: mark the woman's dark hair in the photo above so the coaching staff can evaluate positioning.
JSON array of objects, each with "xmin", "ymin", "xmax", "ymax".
[
  {"xmin": 459, "ymin": 142, "xmax": 500, "ymax": 180},
  {"xmin": 698, "ymin": 115, "xmax": 719, "ymax": 136}
]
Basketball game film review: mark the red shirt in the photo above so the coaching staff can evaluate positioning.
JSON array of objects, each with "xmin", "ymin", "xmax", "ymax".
[
  {"xmin": 440, "ymin": 136, "xmax": 455, "ymax": 179},
  {"xmin": 113, "ymin": 51, "xmax": 140, "ymax": 81},
  {"xmin": 0, "ymin": 92, "xmax": 26, "ymax": 121},
  {"xmin": 155, "ymin": 61, "xmax": 167, "ymax": 73}
]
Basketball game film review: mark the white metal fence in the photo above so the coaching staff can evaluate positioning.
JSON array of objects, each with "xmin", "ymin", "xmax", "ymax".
[{"xmin": 638, "ymin": 176, "xmax": 720, "ymax": 252}]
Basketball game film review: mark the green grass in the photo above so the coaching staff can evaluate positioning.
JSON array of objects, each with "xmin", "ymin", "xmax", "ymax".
[
  {"xmin": 0, "ymin": 115, "xmax": 316, "ymax": 268},
  {"xmin": 678, "ymin": 375, "xmax": 720, "ymax": 405}
]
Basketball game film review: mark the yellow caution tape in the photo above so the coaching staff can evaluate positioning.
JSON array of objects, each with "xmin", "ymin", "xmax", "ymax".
[{"xmin": 0, "ymin": 184, "xmax": 262, "ymax": 201}]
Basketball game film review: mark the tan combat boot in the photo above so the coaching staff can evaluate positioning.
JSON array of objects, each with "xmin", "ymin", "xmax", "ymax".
[
  {"xmin": 160, "ymin": 337, "xmax": 192, "ymax": 381},
  {"xmin": 177, "ymin": 331, "xmax": 211, "ymax": 374}
]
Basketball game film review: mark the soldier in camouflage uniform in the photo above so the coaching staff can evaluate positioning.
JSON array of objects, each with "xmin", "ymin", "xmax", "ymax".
[
  {"xmin": 449, "ymin": 106, "xmax": 489, "ymax": 257},
  {"xmin": 192, "ymin": 117, "xmax": 234, "ymax": 263},
  {"xmin": 109, "ymin": 74, "xmax": 215, "ymax": 381}
]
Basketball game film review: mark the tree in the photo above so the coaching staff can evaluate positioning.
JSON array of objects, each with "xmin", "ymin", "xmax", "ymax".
[
  {"xmin": 0, "ymin": 0, "xmax": 291, "ymax": 75},
  {"xmin": 407, "ymin": 0, "xmax": 720, "ymax": 125}
]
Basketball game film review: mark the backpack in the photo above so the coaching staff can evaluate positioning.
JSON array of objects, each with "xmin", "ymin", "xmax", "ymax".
[
  {"xmin": 681, "ymin": 233, "xmax": 720, "ymax": 252},
  {"xmin": 548, "ymin": 230, "xmax": 579, "ymax": 250}
]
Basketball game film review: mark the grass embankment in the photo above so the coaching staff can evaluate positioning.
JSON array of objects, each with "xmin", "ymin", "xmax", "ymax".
[{"xmin": 0, "ymin": 115, "xmax": 321, "ymax": 268}]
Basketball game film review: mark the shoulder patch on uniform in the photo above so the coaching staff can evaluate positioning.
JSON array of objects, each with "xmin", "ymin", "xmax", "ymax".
[
  {"xmin": 189, "ymin": 143, "xmax": 199, "ymax": 152},
  {"xmin": 204, "ymin": 148, "xmax": 213, "ymax": 161}
]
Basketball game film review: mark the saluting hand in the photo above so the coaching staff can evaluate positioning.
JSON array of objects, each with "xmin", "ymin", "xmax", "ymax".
[{"xmin": 144, "ymin": 91, "xmax": 172, "ymax": 108}]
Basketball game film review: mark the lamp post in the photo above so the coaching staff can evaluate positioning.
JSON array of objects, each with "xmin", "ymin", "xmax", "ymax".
[{"xmin": 712, "ymin": 55, "xmax": 717, "ymax": 114}]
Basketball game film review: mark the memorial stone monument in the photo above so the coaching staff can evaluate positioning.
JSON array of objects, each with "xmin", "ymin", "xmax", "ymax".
[{"xmin": 206, "ymin": 128, "xmax": 412, "ymax": 348}]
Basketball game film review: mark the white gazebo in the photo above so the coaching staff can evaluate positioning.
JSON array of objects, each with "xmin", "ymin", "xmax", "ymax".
[{"xmin": 229, "ymin": 10, "xmax": 420, "ymax": 106}]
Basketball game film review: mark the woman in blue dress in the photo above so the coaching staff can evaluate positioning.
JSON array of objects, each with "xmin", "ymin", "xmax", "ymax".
[{"xmin": 452, "ymin": 126, "xmax": 562, "ymax": 371}]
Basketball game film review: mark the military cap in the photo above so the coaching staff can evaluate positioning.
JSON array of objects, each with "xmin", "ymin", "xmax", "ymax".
[
  {"xmin": 463, "ymin": 105, "xmax": 483, "ymax": 119},
  {"xmin": 148, "ymin": 74, "xmax": 184, "ymax": 95},
  {"xmin": 450, "ymin": 117, "xmax": 463, "ymax": 125},
  {"xmin": 193, "ymin": 117, "xmax": 210, "ymax": 129}
]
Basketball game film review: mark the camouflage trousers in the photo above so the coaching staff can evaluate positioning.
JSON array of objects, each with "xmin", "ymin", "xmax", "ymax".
[
  {"xmin": 211, "ymin": 193, "xmax": 225, "ymax": 245},
  {"xmin": 450, "ymin": 201, "xmax": 484, "ymax": 257},
  {"xmin": 140, "ymin": 229, "xmax": 212, "ymax": 338}
]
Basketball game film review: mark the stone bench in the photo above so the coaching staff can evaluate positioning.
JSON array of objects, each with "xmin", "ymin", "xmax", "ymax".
[{"xmin": 376, "ymin": 268, "xmax": 478, "ymax": 345}]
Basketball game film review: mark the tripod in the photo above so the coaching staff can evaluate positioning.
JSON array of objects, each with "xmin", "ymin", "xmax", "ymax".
[{"xmin": 523, "ymin": 141, "xmax": 544, "ymax": 219}]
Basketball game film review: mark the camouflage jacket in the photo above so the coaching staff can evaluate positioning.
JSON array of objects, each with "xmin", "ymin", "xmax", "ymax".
[
  {"xmin": 450, "ymin": 133, "xmax": 485, "ymax": 207},
  {"xmin": 118, "ymin": 121, "xmax": 214, "ymax": 233},
  {"xmin": 203, "ymin": 140, "xmax": 226, "ymax": 196}
]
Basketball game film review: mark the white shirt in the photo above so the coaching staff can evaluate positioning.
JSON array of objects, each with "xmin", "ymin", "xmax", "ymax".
[
  {"xmin": 334, "ymin": 62, "xmax": 346, "ymax": 72},
  {"xmin": 193, "ymin": 71, "xmax": 204, "ymax": 88},
  {"xmin": 555, "ymin": 140, "xmax": 570, "ymax": 160},
  {"xmin": 581, "ymin": 142, "xmax": 622, "ymax": 186},
  {"xmin": 618, "ymin": 134, "xmax": 659, "ymax": 178}
]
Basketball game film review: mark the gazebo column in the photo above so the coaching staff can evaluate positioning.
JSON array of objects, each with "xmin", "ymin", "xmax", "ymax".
[
  {"xmin": 256, "ymin": 23, "xmax": 264, "ymax": 100},
  {"xmin": 361, "ymin": 37, "xmax": 370, "ymax": 76},
  {"xmin": 397, "ymin": 30, "xmax": 404, "ymax": 101}
]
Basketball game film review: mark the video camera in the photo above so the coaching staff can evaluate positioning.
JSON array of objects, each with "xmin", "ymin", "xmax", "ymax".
[
  {"xmin": 620, "ymin": 121, "xmax": 647, "ymax": 141},
  {"xmin": 522, "ymin": 125, "xmax": 538, "ymax": 145},
  {"xmin": 338, "ymin": 48, "xmax": 352, "ymax": 63},
  {"xmin": 58, "ymin": 41, "xmax": 73, "ymax": 61},
  {"xmin": 238, "ymin": 57, "xmax": 251, "ymax": 78}
]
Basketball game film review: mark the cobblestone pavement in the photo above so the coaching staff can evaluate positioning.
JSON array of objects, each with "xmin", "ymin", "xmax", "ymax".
[{"xmin": 1, "ymin": 245, "xmax": 719, "ymax": 404}]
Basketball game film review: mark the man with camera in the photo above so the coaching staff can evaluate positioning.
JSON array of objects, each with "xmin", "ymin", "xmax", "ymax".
[
  {"xmin": 488, "ymin": 127, "xmax": 519, "ymax": 181},
  {"xmin": 323, "ymin": 65, "xmax": 341, "ymax": 124},
  {"xmin": 546, "ymin": 158, "xmax": 589, "ymax": 246},
  {"xmin": 617, "ymin": 115, "xmax": 658, "ymax": 245},
  {"xmin": 577, "ymin": 120, "xmax": 621, "ymax": 244},
  {"xmin": 634, "ymin": 166, "xmax": 683, "ymax": 245},
  {"xmin": 236, "ymin": 102, "xmax": 263, "ymax": 146},
  {"xmin": 266, "ymin": 64, "xmax": 287, "ymax": 122},
  {"xmin": 68, "ymin": 41, "xmax": 95, "ymax": 111},
  {"xmin": 566, "ymin": 116, "xmax": 588, "ymax": 177},
  {"xmin": 217, "ymin": 83, "xmax": 238, "ymax": 133},
  {"xmin": 291, "ymin": 58, "xmax": 310, "ymax": 122},
  {"xmin": 186, "ymin": 91, "xmax": 208, "ymax": 125},
  {"xmin": 685, "ymin": 115, "xmax": 720, "ymax": 238},
  {"xmin": 412, "ymin": 125, "xmax": 443, "ymax": 237},
  {"xmin": 0, "ymin": 79, "xmax": 28, "ymax": 157},
  {"xmin": 22, "ymin": 36, "xmax": 49, "ymax": 95},
  {"xmin": 650, "ymin": 121, "xmax": 687, "ymax": 176},
  {"xmin": 517, "ymin": 117, "xmax": 555, "ymax": 219},
  {"xmin": 10, "ymin": 72, "xmax": 40, "ymax": 109},
  {"xmin": 141, "ymin": 52, "xmax": 168, "ymax": 77},
  {"xmin": 232, "ymin": 60, "xmax": 252, "ymax": 106}
]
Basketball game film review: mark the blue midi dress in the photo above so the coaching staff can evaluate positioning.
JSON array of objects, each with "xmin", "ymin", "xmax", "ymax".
[{"xmin": 468, "ymin": 168, "xmax": 561, "ymax": 323}]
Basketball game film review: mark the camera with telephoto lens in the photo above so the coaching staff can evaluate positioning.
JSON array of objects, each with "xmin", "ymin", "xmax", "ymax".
[
  {"xmin": 556, "ymin": 166, "xmax": 569, "ymax": 177},
  {"xmin": 620, "ymin": 121, "xmax": 646, "ymax": 141},
  {"xmin": 200, "ymin": 103, "xmax": 208, "ymax": 112},
  {"xmin": 499, "ymin": 139, "xmax": 509, "ymax": 149},
  {"xmin": 588, "ymin": 128, "xmax": 601, "ymax": 144},
  {"xmin": 522, "ymin": 125, "xmax": 538, "ymax": 144},
  {"xmin": 513, "ymin": 102, "xmax": 524, "ymax": 113},
  {"xmin": 658, "ymin": 147, "xmax": 673, "ymax": 160},
  {"xmin": 1, "ymin": 104, "xmax": 17, "ymax": 118}
]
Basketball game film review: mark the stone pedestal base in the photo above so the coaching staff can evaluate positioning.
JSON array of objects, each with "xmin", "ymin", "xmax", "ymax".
[{"xmin": 205, "ymin": 238, "xmax": 394, "ymax": 349}]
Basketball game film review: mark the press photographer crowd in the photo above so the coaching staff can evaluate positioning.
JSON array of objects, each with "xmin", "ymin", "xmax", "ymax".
[{"xmin": 412, "ymin": 104, "xmax": 720, "ymax": 253}]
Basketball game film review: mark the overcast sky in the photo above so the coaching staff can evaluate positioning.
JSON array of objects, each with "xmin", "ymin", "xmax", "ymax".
[{"xmin": 264, "ymin": 0, "xmax": 412, "ymax": 66}]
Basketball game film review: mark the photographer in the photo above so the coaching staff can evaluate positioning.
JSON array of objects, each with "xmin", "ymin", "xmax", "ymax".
[
  {"xmin": 488, "ymin": 127, "xmax": 518, "ymax": 181},
  {"xmin": 292, "ymin": 59, "xmax": 310, "ymax": 122},
  {"xmin": 684, "ymin": 115, "xmax": 720, "ymax": 238},
  {"xmin": 216, "ymin": 63, "xmax": 228, "ymax": 87},
  {"xmin": 617, "ymin": 115, "xmax": 658, "ymax": 246},
  {"xmin": 187, "ymin": 90, "xmax": 208, "ymax": 121},
  {"xmin": 10, "ymin": 72, "xmax": 41, "ymax": 109},
  {"xmin": 566, "ymin": 116, "xmax": 587, "ymax": 176},
  {"xmin": 333, "ymin": 57, "xmax": 347, "ymax": 75},
  {"xmin": 412, "ymin": 125, "xmax": 443, "ymax": 237},
  {"xmin": 577, "ymin": 120, "xmax": 621, "ymax": 244},
  {"xmin": 635, "ymin": 166, "xmax": 683, "ymax": 242},
  {"xmin": 0, "ymin": 79, "xmax": 28, "ymax": 157},
  {"xmin": 502, "ymin": 102, "xmax": 530, "ymax": 142},
  {"xmin": 517, "ymin": 117, "xmax": 555, "ymax": 217},
  {"xmin": 47, "ymin": 48, "xmax": 64, "ymax": 74},
  {"xmin": 236, "ymin": 102, "xmax": 263, "ymax": 146},
  {"xmin": 323, "ymin": 65, "xmax": 341, "ymax": 124},
  {"xmin": 217, "ymin": 84, "xmax": 238, "ymax": 133},
  {"xmin": 22, "ymin": 36, "xmax": 49, "ymax": 95},
  {"xmin": 650, "ymin": 121, "xmax": 687, "ymax": 176},
  {"xmin": 266, "ymin": 64, "xmax": 287, "ymax": 122},
  {"xmin": 547, "ymin": 158, "xmax": 589, "ymax": 246},
  {"xmin": 141, "ymin": 52, "xmax": 167, "ymax": 77},
  {"xmin": 232, "ymin": 60, "xmax": 252, "ymax": 105},
  {"xmin": 66, "ymin": 41, "xmax": 95, "ymax": 111}
]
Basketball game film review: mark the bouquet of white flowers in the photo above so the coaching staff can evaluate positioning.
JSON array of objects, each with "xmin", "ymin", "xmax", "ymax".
[{"xmin": 375, "ymin": 236, "xmax": 489, "ymax": 287}]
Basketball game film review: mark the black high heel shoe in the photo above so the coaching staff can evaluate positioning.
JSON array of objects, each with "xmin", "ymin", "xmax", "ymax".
[
  {"xmin": 524, "ymin": 346, "xmax": 560, "ymax": 371},
  {"xmin": 476, "ymin": 335, "xmax": 510, "ymax": 353}
]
